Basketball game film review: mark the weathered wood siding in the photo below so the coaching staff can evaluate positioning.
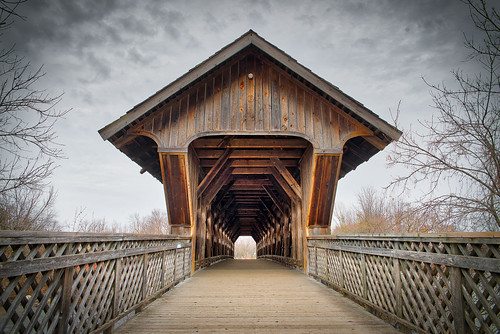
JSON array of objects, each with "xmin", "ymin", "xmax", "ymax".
[{"xmin": 138, "ymin": 52, "xmax": 370, "ymax": 151}]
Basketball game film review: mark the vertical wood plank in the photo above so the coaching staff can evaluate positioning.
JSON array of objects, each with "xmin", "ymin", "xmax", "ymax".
[
  {"xmin": 142, "ymin": 254, "xmax": 148, "ymax": 301},
  {"xmin": 297, "ymin": 87, "xmax": 305, "ymax": 134},
  {"xmin": 204, "ymin": 78, "xmax": 213, "ymax": 132},
  {"xmin": 450, "ymin": 244, "xmax": 466, "ymax": 334},
  {"xmin": 230, "ymin": 61, "xmax": 239, "ymax": 130},
  {"xmin": 187, "ymin": 92, "xmax": 197, "ymax": 140},
  {"xmin": 178, "ymin": 97, "xmax": 187, "ymax": 147},
  {"xmin": 280, "ymin": 75, "xmax": 288, "ymax": 131},
  {"xmin": 221, "ymin": 67, "xmax": 231, "ymax": 130},
  {"xmin": 339, "ymin": 249, "xmax": 344, "ymax": 290},
  {"xmin": 262, "ymin": 61, "xmax": 271, "ymax": 130},
  {"xmin": 213, "ymin": 73, "xmax": 222, "ymax": 131},
  {"xmin": 270, "ymin": 68, "xmax": 280, "ymax": 130},
  {"xmin": 361, "ymin": 253, "xmax": 367, "ymax": 300},
  {"xmin": 288, "ymin": 84, "xmax": 297, "ymax": 132},
  {"xmin": 393, "ymin": 257, "xmax": 402, "ymax": 318},
  {"xmin": 238, "ymin": 57, "xmax": 247, "ymax": 130},
  {"xmin": 254, "ymin": 57, "xmax": 263, "ymax": 131},
  {"xmin": 58, "ymin": 267, "xmax": 73, "ymax": 334},
  {"xmin": 246, "ymin": 54, "xmax": 256, "ymax": 131}
]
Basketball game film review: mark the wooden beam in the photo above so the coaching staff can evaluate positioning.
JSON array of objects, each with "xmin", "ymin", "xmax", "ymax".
[
  {"xmin": 159, "ymin": 153, "xmax": 191, "ymax": 227},
  {"xmin": 270, "ymin": 158, "xmax": 302, "ymax": 199},
  {"xmin": 231, "ymin": 167, "xmax": 270, "ymax": 175},
  {"xmin": 269, "ymin": 167, "xmax": 301, "ymax": 203},
  {"xmin": 202, "ymin": 164, "xmax": 234, "ymax": 205},
  {"xmin": 259, "ymin": 198, "xmax": 280, "ymax": 220},
  {"xmin": 196, "ymin": 149, "xmax": 304, "ymax": 159},
  {"xmin": 262, "ymin": 185, "xmax": 286, "ymax": 215},
  {"xmin": 191, "ymin": 138, "xmax": 309, "ymax": 149},
  {"xmin": 200, "ymin": 159, "xmax": 297, "ymax": 168},
  {"xmin": 307, "ymin": 154, "xmax": 341, "ymax": 227},
  {"xmin": 197, "ymin": 148, "xmax": 233, "ymax": 197}
]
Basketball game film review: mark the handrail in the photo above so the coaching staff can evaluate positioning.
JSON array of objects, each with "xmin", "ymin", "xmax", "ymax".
[
  {"xmin": 0, "ymin": 231, "xmax": 192, "ymax": 334},
  {"xmin": 307, "ymin": 233, "xmax": 500, "ymax": 334}
]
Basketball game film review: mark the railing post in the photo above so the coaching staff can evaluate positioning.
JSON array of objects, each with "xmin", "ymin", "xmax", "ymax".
[
  {"xmin": 450, "ymin": 244, "xmax": 466, "ymax": 334},
  {"xmin": 142, "ymin": 254, "xmax": 148, "ymax": 301},
  {"xmin": 105, "ymin": 258, "xmax": 121, "ymax": 334},
  {"xmin": 182, "ymin": 248, "xmax": 186, "ymax": 278},
  {"xmin": 361, "ymin": 253, "xmax": 367, "ymax": 300},
  {"xmin": 161, "ymin": 250, "xmax": 166, "ymax": 288},
  {"xmin": 339, "ymin": 249, "xmax": 344, "ymax": 290},
  {"xmin": 173, "ymin": 248, "xmax": 178, "ymax": 282},
  {"xmin": 393, "ymin": 257, "xmax": 402, "ymax": 319},
  {"xmin": 58, "ymin": 266, "xmax": 73, "ymax": 334},
  {"xmin": 314, "ymin": 245, "xmax": 318, "ymax": 276}
]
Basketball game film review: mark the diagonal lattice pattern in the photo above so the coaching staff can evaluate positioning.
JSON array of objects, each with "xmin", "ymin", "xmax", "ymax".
[
  {"xmin": 0, "ymin": 233, "xmax": 192, "ymax": 334},
  {"xmin": 307, "ymin": 235, "xmax": 499, "ymax": 334}
]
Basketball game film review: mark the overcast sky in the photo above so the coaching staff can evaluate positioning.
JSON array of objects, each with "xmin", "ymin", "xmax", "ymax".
[{"xmin": 4, "ymin": 0, "xmax": 481, "ymax": 229}]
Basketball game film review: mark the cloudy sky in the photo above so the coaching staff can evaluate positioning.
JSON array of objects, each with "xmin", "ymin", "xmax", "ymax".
[{"xmin": 4, "ymin": 0, "xmax": 481, "ymax": 229}]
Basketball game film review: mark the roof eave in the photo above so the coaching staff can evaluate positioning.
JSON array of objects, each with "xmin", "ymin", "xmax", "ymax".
[{"xmin": 98, "ymin": 30, "xmax": 401, "ymax": 143}]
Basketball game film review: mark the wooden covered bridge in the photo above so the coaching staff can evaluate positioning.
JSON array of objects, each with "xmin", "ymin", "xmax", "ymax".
[
  {"xmin": 0, "ymin": 31, "xmax": 498, "ymax": 334},
  {"xmin": 98, "ymin": 30, "xmax": 401, "ymax": 269}
]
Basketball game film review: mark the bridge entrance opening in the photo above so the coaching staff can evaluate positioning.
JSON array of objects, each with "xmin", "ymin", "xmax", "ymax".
[
  {"xmin": 234, "ymin": 236, "xmax": 256, "ymax": 259},
  {"xmin": 191, "ymin": 135, "xmax": 310, "ymax": 269}
]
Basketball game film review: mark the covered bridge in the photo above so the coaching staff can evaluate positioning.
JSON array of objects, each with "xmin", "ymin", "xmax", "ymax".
[{"xmin": 98, "ymin": 30, "xmax": 401, "ymax": 269}]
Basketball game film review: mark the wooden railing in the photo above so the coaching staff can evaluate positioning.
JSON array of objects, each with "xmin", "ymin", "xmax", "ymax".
[
  {"xmin": 307, "ymin": 233, "xmax": 500, "ymax": 334},
  {"xmin": 258, "ymin": 255, "xmax": 298, "ymax": 268},
  {"xmin": 0, "ymin": 231, "xmax": 192, "ymax": 334},
  {"xmin": 195, "ymin": 255, "xmax": 233, "ymax": 271}
]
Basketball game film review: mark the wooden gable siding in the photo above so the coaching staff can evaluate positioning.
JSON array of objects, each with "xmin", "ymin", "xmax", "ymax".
[{"xmin": 135, "ymin": 52, "xmax": 370, "ymax": 152}]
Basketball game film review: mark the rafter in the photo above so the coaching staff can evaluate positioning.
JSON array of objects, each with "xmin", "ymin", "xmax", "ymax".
[{"xmin": 197, "ymin": 148, "xmax": 234, "ymax": 196}]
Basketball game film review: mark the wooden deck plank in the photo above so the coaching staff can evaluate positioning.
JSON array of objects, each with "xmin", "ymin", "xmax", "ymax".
[{"xmin": 116, "ymin": 259, "xmax": 399, "ymax": 333}]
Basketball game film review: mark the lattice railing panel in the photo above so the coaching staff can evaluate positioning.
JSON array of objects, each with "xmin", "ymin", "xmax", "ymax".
[
  {"xmin": 342, "ymin": 252, "xmax": 363, "ymax": 296},
  {"xmin": 308, "ymin": 247, "xmax": 317, "ymax": 275},
  {"xmin": 316, "ymin": 248, "xmax": 327, "ymax": 279},
  {"xmin": 0, "ymin": 269, "xmax": 63, "ymax": 333},
  {"xmin": 147, "ymin": 252, "xmax": 164, "ymax": 296},
  {"xmin": 174, "ymin": 251, "xmax": 184, "ymax": 281},
  {"xmin": 326, "ymin": 249, "xmax": 342, "ymax": 286},
  {"xmin": 69, "ymin": 259, "xmax": 115, "ymax": 333},
  {"xmin": 462, "ymin": 268, "xmax": 500, "ymax": 333},
  {"xmin": 400, "ymin": 259, "xmax": 453, "ymax": 333},
  {"xmin": 365, "ymin": 255, "xmax": 396, "ymax": 314},
  {"xmin": 0, "ymin": 231, "xmax": 192, "ymax": 334},
  {"xmin": 164, "ymin": 250, "xmax": 176, "ymax": 285},
  {"xmin": 119, "ymin": 255, "xmax": 144, "ymax": 313},
  {"xmin": 307, "ymin": 233, "xmax": 500, "ymax": 334}
]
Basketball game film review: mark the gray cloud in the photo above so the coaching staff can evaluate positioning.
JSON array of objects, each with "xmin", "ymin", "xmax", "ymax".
[{"xmin": 1, "ymin": 0, "xmax": 482, "ymax": 226}]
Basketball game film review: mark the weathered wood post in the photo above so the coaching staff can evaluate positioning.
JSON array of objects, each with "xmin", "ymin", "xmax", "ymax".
[{"xmin": 450, "ymin": 244, "xmax": 466, "ymax": 334}]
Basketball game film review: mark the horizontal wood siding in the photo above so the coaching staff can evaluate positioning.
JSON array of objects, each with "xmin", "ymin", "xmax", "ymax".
[{"xmin": 137, "ymin": 52, "xmax": 369, "ymax": 151}]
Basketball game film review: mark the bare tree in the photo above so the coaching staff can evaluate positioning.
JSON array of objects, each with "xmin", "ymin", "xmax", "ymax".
[
  {"xmin": 129, "ymin": 209, "xmax": 168, "ymax": 234},
  {"xmin": 70, "ymin": 207, "xmax": 110, "ymax": 233},
  {"xmin": 333, "ymin": 187, "xmax": 455, "ymax": 234},
  {"xmin": 388, "ymin": 0, "xmax": 499, "ymax": 231},
  {"xmin": 0, "ymin": 185, "xmax": 59, "ymax": 230},
  {"xmin": 0, "ymin": 1, "xmax": 67, "ymax": 230}
]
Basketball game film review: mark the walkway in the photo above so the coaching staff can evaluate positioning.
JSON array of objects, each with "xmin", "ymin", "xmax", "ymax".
[{"xmin": 116, "ymin": 259, "xmax": 399, "ymax": 333}]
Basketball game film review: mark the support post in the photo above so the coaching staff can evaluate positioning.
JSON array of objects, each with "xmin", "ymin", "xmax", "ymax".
[
  {"xmin": 58, "ymin": 267, "xmax": 73, "ymax": 334},
  {"xmin": 450, "ymin": 244, "xmax": 466, "ymax": 334},
  {"xmin": 393, "ymin": 257, "xmax": 402, "ymax": 319}
]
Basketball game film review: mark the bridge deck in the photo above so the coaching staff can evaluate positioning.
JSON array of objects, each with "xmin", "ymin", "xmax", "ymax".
[{"xmin": 116, "ymin": 259, "xmax": 399, "ymax": 333}]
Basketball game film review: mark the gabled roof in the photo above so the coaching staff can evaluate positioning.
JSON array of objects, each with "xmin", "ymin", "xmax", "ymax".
[{"xmin": 98, "ymin": 30, "xmax": 401, "ymax": 143}]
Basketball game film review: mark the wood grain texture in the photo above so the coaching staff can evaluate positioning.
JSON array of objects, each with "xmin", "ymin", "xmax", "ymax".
[
  {"xmin": 115, "ymin": 259, "xmax": 399, "ymax": 334},
  {"xmin": 133, "ymin": 52, "xmax": 369, "ymax": 152}
]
